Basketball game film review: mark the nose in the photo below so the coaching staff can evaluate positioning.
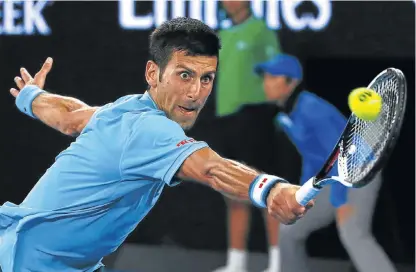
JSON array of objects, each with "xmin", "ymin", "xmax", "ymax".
[{"xmin": 186, "ymin": 80, "xmax": 201, "ymax": 101}]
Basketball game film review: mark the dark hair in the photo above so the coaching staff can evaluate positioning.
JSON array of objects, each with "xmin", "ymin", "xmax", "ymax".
[{"xmin": 149, "ymin": 17, "xmax": 221, "ymax": 80}]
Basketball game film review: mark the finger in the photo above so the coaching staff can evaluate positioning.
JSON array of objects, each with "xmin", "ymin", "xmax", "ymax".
[
  {"xmin": 292, "ymin": 204, "xmax": 306, "ymax": 216},
  {"xmin": 20, "ymin": 67, "xmax": 33, "ymax": 83},
  {"xmin": 273, "ymin": 202, "xmax": 298, "ymax": 224},
  {"xmin": 296, "ymin": 213, "xmax": 305, "ymax": 219},
  {"xmin": 10, "ymin": 88, "xmax": 19, "ymax": 98},
  {"xmin": 286, "ymin": 188, "xmax": 309, "ymax": 215},
  {"xmin": 36, "ymin": 57, "xmax": 53, "ymax": 78},
  {"xmin": 269, "ymin": 193, "xmax": 297, "ymax": 223},
  {"xmin": 271, "ymin": 212, "xmax": 287, "ymax": 225},
  {"xmin": 305, "ymin": 200, "xmax": 315, "ymax": 211},
  {"xmin": 280, "ymin": 215, "xmax": 298, "ymax": 225},
  {"xmin": 285, "ymin": 219, "xmax": 297, "ymax": 225},
  {"xmin": 14, "ymin": 77, "xmax": 25, "ymax": 89},
  {"xmin": 268, "ymin": 206, "xmax": 285, "ymax": 223},
  {"xmin": 283, "ymin": 190, "xmax": 305, "ymax": 216}
]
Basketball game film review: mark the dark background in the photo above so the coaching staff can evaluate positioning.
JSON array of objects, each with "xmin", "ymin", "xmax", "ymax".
[{"xmin": 0, "ymin": 0, "xmax": 414, "ymax": 265}]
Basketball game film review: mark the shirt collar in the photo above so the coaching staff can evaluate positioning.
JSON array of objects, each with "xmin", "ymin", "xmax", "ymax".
[{"xmin": 139, "ymin": 91, "xmax": 159, "ymax": 109}]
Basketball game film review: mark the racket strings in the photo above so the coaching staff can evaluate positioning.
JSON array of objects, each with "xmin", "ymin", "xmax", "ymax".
[{"xmin": 339, "ymin": 72, "xmax": 401, "ymax": 184}]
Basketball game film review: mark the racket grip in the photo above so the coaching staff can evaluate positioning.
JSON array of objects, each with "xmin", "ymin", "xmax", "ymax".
[{"xmin": 295, "ymin": 177, "xmax": 321, "ymax": 206}]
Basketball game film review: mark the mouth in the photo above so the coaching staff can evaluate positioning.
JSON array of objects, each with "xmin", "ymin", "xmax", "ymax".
[{"xmin": 178, "ymin": 105, "xmax": 197, "ymax": 115}]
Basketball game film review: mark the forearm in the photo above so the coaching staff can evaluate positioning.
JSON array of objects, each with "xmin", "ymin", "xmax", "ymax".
[
  {"xmin": 208, "ymin": 159, "xmax": 259, "ymax": 200},
  {"xmin": 179, "ymin": 149, "xmax": 257, "ymax": 200},
  {"xmin": 32, "ymin": 93, "xmax": 97, "ymax": 137},
  {"xmin": 207, "ymin": 159, "xmax": 288, "ymax": 207},
  {"xmin": 179, "ymin": 147, "xmax": 287, "ymax": 207}
]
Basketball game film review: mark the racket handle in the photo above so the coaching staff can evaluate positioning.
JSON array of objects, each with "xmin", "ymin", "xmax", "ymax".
[{"xmin": 295, "ymin": 177, "xmax": 321, "ymax": 206}]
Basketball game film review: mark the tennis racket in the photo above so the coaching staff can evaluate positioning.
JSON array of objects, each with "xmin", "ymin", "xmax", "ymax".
[{"xmin": 295, "ymin": 68, "xmax": 407, "ymax": 206}]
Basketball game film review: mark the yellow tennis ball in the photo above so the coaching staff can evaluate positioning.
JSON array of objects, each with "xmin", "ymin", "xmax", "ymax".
[{"xmin": 348, "ymin": 87, "xmax": 382, "ymax": 121}]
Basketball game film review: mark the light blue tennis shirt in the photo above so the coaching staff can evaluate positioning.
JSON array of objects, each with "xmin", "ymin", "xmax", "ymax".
[{"xmin": 0, "ymin": 92, "xmax": 207, "ymax": 272}]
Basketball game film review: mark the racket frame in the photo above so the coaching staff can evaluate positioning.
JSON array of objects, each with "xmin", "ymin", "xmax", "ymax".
[{"xmin": 310, "ymin": 68, "xmax": 407, "ymax": 189}]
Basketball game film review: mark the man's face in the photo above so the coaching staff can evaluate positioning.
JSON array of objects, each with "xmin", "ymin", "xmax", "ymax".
[
  {"xmin": 263, "ymin": 73, "xmax": 297, "ymax": 102},
  {"xmin": 221, "ymin": 0, "xmax": 249, "ymax": 17},
  {"xmin": 146, "ymin": 50, "xmax": 217, "ymax": 130}
]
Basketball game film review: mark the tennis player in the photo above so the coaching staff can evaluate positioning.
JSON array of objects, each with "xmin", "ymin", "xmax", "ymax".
[
  {"xmin": 254, "ymin": 53, "xmax": 397, "ymax": 272},
  {"xmin": 0, "ymin": 18, "xmax": 313, "ymax": 272}
]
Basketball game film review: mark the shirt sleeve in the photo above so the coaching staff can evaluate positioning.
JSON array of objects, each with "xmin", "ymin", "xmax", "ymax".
[
  {"xmin": 120, "ymin": 112, "xmax": 208, "ymax": 186},
  {"xmin": 98, "ymin": 95, "xmax": 138, "ymax": 112},
  {"xmin": 113, "ymin": 94, "xmax": 138, "ymax": 104}
]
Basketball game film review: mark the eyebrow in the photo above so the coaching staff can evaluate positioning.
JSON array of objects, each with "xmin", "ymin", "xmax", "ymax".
[
  {"xmin": 176, "ymin": 64, "xmax": 216, "ymax": 77},
  {"xmin": 176, "ymin": 64, "xmax": 196, "ymax": 75}
]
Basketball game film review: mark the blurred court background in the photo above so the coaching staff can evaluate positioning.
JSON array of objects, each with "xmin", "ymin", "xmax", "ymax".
[{"xmin": 0, "ymin": 1, "xmax": 414, "ymax": 271}]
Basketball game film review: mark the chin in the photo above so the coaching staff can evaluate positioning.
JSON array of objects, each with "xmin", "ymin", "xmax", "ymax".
[
  {"xmin": 179, "ymin": 121, "xmax": 195, "ymax": 131},
  {"xmin": 169, "ymin": 116, "xmax": 195, "ymax": 131}
]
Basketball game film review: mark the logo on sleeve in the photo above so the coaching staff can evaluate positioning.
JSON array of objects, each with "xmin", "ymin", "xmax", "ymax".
[{"xmin": 176, "ymin": 138, "xmax": 196, "ymax": 147}]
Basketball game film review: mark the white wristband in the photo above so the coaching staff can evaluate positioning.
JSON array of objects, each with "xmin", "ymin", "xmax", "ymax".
[{"xmin": 249, "ymin": 174, "xmax": 287, "ymax": 208}]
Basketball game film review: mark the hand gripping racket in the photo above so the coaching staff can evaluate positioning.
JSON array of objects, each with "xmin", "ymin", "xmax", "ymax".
[{"xmin": 295, "ymin": 68, "xmax": 407, "ymax": 206}]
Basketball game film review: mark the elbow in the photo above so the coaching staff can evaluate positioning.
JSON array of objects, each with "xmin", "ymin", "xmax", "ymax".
[
  {"xmin": 60, "ymin": 124, "xmax": 80, "ymax": 137},
  {"xmin": 61, "ymin": 127, "xmax": 80, "ymax": 137},
  {"xmin": 59, "ymin": 113, "xmax": 83, "ymax": 137}
]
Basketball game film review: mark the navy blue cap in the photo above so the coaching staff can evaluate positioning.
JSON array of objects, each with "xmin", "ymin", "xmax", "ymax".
[{"xmin": 254, "ymin": 53, "xmax": 303, "ymax": 80}]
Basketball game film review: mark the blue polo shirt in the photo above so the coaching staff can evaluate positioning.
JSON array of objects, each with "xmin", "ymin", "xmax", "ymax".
[{"xmin": 0, "ymin": 92, "xmax": 207, "ymax": 272}]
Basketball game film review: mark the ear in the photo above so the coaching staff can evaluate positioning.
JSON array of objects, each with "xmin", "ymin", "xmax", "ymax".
[{"xmin": 145, "ymin": 61, "xmax": 159, "ymax": 88}]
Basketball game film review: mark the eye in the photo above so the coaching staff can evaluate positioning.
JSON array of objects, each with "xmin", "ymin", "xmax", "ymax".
[
  {"xmin": 201, "ymin": 75, "xmax": 212, "ymax": 84},
  {"xmin": 180, "ymin": 72, "xmax": 190, "ymax": 80}
]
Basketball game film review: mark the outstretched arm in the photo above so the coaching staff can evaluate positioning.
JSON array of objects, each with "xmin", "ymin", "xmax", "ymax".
[
  {"xmin": 31, "ymin": 92, "xmax": 98, "ymax": 137},
  {"xmin": 10, "ymin": 57, "xmax": 98, "ymax": 137},
  {"xmin": 177, "ymin": 147, "xmax": 313, "ymax": 225},
  {"xmin": 121, "ymin": 115, "xmax": 315, "ymax": 225}
]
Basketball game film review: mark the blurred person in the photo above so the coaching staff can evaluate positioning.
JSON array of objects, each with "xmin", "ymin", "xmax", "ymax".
[
  {"xmin": 212, "ymin": 1, "xmax": 288, "ymax": 272},
  {"xmin": 0, "ymin": 18, "xmax": 313, "ymax": 272},
  {"xmin": 254, "ymin": 53, "xmax": 397, "ymax": 272}
]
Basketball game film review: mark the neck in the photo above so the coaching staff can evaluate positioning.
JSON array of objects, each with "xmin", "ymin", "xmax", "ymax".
[
  {"xmin": 231, "ymin": 8, "xmax": 251, "ymax": 25},
  {"xmin": 147, "ymin": 89, "xmax": 161, "ymax": 109}
]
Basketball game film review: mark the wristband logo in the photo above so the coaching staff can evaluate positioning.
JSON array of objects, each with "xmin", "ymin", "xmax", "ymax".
[
  {"xmin": 0, "ymin": 0, "xmax": 51, "ymax": 35},
  {"xmin": 258, "ymin": 178, "xmax": 268, "ymax": 189},
  {"xmin": 119, "ymin": 0, "xmax": 332, "ymax": 31}
]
